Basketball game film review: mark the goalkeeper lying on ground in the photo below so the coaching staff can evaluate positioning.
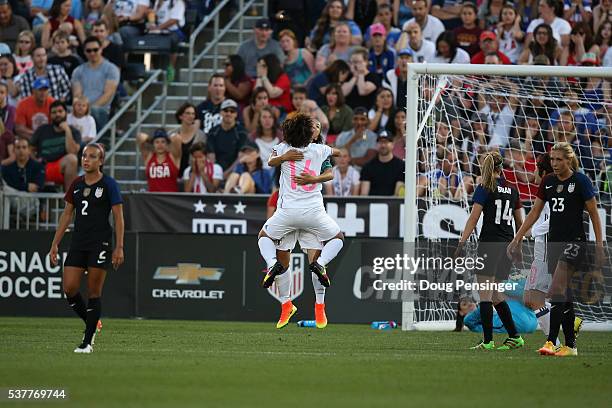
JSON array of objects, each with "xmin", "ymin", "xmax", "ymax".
[{"xmin": 455, "ymin": 297, "xmax": 538, "ymax": 334}]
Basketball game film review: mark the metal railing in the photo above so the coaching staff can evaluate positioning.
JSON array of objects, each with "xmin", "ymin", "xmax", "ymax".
[
  {"xmin": 187, "ymin": 0, "xmax": 259, "ymax": 102},
  {"xmin": 1, "ymin": 191, "xmax": 65, "ymax": 231},
  {"xmin": 92, "ymin": 70, "xmax": 168, "ymax": 178}
]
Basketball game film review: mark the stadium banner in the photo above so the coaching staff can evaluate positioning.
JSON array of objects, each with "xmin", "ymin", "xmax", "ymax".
[
  {"xmin": 123, "ymin": 194, "xmax": 612, "ymax": 240},
  {"xmin": 0, "ymin": 231, "xmax": 137, "ymax": 317}
]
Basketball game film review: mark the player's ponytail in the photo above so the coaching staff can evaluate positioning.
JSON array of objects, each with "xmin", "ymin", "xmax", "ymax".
[
  {"xmin": 551, "ymin": 142, "xmax": 579, "ymax": 171},
  {"xmin": 481, "ymin": 151, "xmax": 503, "ymax": 192}
]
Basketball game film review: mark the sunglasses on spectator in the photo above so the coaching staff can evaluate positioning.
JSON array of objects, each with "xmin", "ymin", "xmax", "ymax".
[
  {"xmin": 222, "ymin": 108, "xmax": 237, "ymax": 113},
  {"xmin": 85, "ymin": 48, "xmax": 100, "ymax": 53}
]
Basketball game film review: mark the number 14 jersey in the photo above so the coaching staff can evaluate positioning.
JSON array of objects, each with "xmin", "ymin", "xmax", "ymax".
[
  {"xmin": 472, "ymin": 178, "xmax": 522, "ymax": 242},
  {"xmin": 271, "ymin": 142, "xmax": 333, "ymax": 209}
]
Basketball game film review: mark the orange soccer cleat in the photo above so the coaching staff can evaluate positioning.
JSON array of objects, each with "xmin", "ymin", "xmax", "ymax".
[
  {"xmin": 315, "ymin": 303, "xmax": 327, "ymax": 329},
  {"xmin": 276, "ymin": 301, "xmax": 297, "ymax": 329}
]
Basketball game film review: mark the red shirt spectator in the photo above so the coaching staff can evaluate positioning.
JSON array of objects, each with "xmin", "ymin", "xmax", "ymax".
[
  {"xmin": 471, "ymin": 50, "xmax": 512, "ymax": 64},
  {"xmin": 137, "ymin": 129, "xmax": 181, "ymax": 192},
  {"xmin": 15, "ymin": 78, "xmax": 55, "ymax": 139}
]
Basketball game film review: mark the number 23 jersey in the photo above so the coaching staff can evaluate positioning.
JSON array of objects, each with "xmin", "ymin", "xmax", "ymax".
[
  {"xmin": 536, "ymin": 172, "xmax": 595, "ymax": 242},
  {"xmin": 64, "ymin": 175, "xmax": 123, "ymax": 250}
]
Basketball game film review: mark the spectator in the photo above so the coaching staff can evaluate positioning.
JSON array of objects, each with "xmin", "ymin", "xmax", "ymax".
[
  {"xmin": 432, "ymin": 0, "xmax": 463, "ymax": 30},
  {"xmin": 100, "ymin": 7, "xmax": 123, "ymax": 45},
  {"xmin": 48, "ymin": 31, "xmax": 83, "ymax": 77},
  {"xmin": 91, "ymin": 20, "xmax": 124, "ymax": 70},
  {"xmin": 106, "ymin": 0, "xmax": 150, "ymax": 41},
  {"xmin": 308, "ymin": 0, "xmax": 362, "ymax": 51},
  {"xmin": 197, "ymin": 73, "xmax": 225, "ymax": 134},
  {"xmin": 0, "ymin": 0, "xmax": 29, "ymax": 51},
  {"xmin": 0, "ymin": 85, "xmax": 15, "ymax": 165},
  {"xmin": 383, "ymin": 47, "xmax": 412, "ymax": 111},
  {"xmin": 549, "ymin": 108, "xmax": 578, "ymax": 146},
  {"xmin": 0, "ymin": 54, "xmax": 19, "ymax": 104},
  {"xmin": 279, "ymin": 29, "xmax": 315, "ymax": 85},
  {"xmin": 71, "ymin": 36, "xmax": 120, "ymax": 129},
  {"xmin": 359, "ymin": 132, "xmax": 405, "ymax": 196},
  {"xmin": 454, "ymin": 3, "xmax": 483, "ymax": 57},
  {"xmin": 427, "ymin": 148, "xmax": 469, "ymax": 200},
  {"xmin": 321, "ymin": 83, "xmax": 353, "ymax": 138},
  {"xmin": 307, "ymin": 59, "xmax": 350, "ymax": 106},
  {"xmin": 364, "ymin": 3, "xmax": 402, "ymax": 48},
  {"xmin": 254, "ymin": 53, "xmax": 292, "ymax": 113},
  {"xmin": 390, "ymin": 109, "xmax": 406, "ymax": 159},
  {"xmin": 526, "ymin": 0, "xmax": 571, "ymax": 47},
  {"xmin": 594, "ymin": 21, "xmax": 611, "ymax": 61},
  {"xmin": 518, "ymin": 23, "xmax": 560, "ymax": 64},
  {"xmin": 290, "ymin": 86, "xmax": 329, "ymax": 132},
  {"xmin": 563, "ymin": 0, "xmax": 592, "ymax": 25},
  {"xmin": 324, "ymin": 147, "xmax": 360, "ymax": 196},
  {"xmin": 147, "ymin": 0, "xmax": 186, "ymax": 82},
  {"xmin": 604, "ymin": 45, "xmax": 612, "ymax": 66},
  {"xmin": 268, "ymin": 0, "xmax": 309, "ymax": 47},
  {"xmin": 406, "ymin": 0, "xmax": 445, "ymax": 43},
  {"xmin": 560, "ymin": 22, "xmax": 599, "ymax": 66},
  {"xmin": 579, "ymin": 53, "xmax": 609, "ymax": 115},
  {"xmin": 67, "ymin": 95, "xmax": 96, "ymax": 143},
  {"xmin": 315, "ymin": 22, "xmax": 355, "ymax": 72},
  {"xmin": 223, "ymin": 54, "xmax": 252, "ymax": 109},
  {"xmin": 137, "ymin": 128, "xmax": 180, "ymax": 192},
  {"xmin": 169, "ymin": 102, "xmax": 205, "ymax": 176},
  {"xmin": 207, "ymin": 99, "xmax": 248, "ymax": 176},
  {"xmin": 13, "ymin": 30, "xmax": 35, "ymax": 75},
  {"xmin": 502, "ymin": 139, "xmax": 537, "ymax": 201},
  {"xmin": 346, "ymin": 0, "xmax": 378, "ymax": 34},
  {"xmin": 477, "ymin": 83, "xmax": 518, "ymax": 148},
  {"xmin": 237, "ymin": 18, "xmax": 284, "ymax": 78},
  {"xmin": 1, "ymin": 136, "xmax": 45, "ymax": 192},
  {"xmin": 368, "ymin": 88, "xmax": 395, "ymax": 134},
  {"xmin": 367, "ymin": 23, "xmax": 396, "ymax": 82},
  {"xmin": 496, "ymin": 3, "xmax": 525, "ymax": 64},
  {"xmin": 15, "ymin": 77, "xmax": 54, "ymax": 139},
  {"xmin": 224, "ymin": 141, "xmax": 273, "ymax": 194},
  {"xmin": 182, "ymin": 141, "xmax": 222, "ymax": 194},
  {"xmin": 250, "ymin": 105, "xmax": 282, "ymax": 169},
  {"xmin": 398, "ymin": 0, "xmax": 415, "ymax": 27},
  {"xmin": 41, "ymin": 0, "xmax": 86, "ymax": 50},
  {"xmin": 242, "ymin": 87, "xmax": 280, "ymax": 134},
  {"xmin": 593, "ymin": 0, "xmax": 611, "ymax": 34},
  {"xmin": 343, "ymin": 47, "xmax": 380, "ymax": 109},
  {"xmin": 31, "ymin": 0, "xmax": 82, "ymax": 29},
  {"xmin": 20, "ymin": 46, "xmax": 71, "ymax": 101},
  {"xmin": 478, "ymin": 0, "xmax": 504, "ymax": 30},
  {"xmin": 431, "ymin": 30, "xmax": 471, "ymax": 63},
  {"xmin": 83, "ymin": 0, "xmax": 105, "ymax": 33},
  {"xmin": 471, "ymin": 31, "xmax": 512, "ymax": 64},
  {"xmin": 30, "ymin": 100, "xmax": 80, "ymax": 190},
  {"xmin": 396, "ymin": 21, "xmax": 436, "ymax": 62},
  {"xmin": 336, "ymin": 107, "xmax": 377, "ymax": 167}
]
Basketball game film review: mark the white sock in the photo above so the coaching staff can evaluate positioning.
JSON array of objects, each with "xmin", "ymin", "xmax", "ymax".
[
  {"xmin": 311, "ymin": 272, "xmax": 325, "ymax": 304},
  {"xmin": 316, "ymin": 238, "xmax": 343, "ymax": 267},
  {"xmin": 275, "ymin": 269, "xmax": 291, "ymax": 303},
  {"xmin": 536, "ymin": 302, "xmax": 560, "ymax": 346},
  {"xmin": 258, "ymin": 237, "xmax": 277, "ymax": 269}
]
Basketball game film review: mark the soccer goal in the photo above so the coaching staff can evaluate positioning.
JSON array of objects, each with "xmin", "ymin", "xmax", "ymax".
[{"xmin": 402, "ymin": 63, "xmax": 612, "ymax": 331}]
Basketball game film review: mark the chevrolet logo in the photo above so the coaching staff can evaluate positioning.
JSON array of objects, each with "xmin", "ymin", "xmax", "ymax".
[{"xmin": 153, "ymin": 264, "xmax": 224, "ymax": 285}]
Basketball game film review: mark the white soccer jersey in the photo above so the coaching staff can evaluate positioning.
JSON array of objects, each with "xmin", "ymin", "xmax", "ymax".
[
  {"xmin": 270, "ymin": 142, "xmax": 333, "ymax": 209},
  {"xmin": 531, "ymin": 202, "xmax": 550, "ymax": 262}
]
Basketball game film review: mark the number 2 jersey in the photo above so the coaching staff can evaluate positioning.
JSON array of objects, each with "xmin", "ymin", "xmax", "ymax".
[
  {"xmin": 536, "ymin": 172, "xmax": 595, "ymax": 242},
  {"xmin": 65, "ymin": 175, "xmax": 123, "ymax": 250},
  {"xmin": 472, "ymin": 178, "xmax": 522, "ymax": 242},
  {"xmin": 271, "ymin": 142, "xmax": 333, "ymax": 209}
]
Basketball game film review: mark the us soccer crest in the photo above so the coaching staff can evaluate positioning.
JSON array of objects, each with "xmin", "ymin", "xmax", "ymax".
[
  {"xmin": 95, "ymin": 187, "xmax": 104, "ymax": 198},
  {"xmin": 267, "ymin": 253, "xmax": 305, "ymax": 302},
  {"xmin": 557, "ymin": 185, "xmax": 564, "ymax": 193},
  {"xmin": 568, "ymin": 183, "xmax": 575, "ymax": 193}
]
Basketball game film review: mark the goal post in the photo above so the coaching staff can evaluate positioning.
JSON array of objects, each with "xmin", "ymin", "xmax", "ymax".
[{"xmin": 403, "ymin": 63, "xmax": 612, "ymax": 331}]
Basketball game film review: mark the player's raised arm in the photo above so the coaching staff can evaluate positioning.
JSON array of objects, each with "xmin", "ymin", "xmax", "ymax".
[
  {"xmin": 268, "ymin": 149, "xmax": 304, "ymax": 167},
  {"xmin": 50, "ymin": 201, "xmax": 75, "ymax": 267}
]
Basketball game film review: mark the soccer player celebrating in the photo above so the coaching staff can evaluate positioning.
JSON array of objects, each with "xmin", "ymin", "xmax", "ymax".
[
  {"xmin": 457, "ymin": 151, "xmax": 525, "ymax": 350},
  {"xmin": 258, "ymin": 113, "xmax": 344, "ymax": 328},
  {"xmin": 508, "ymin": 142, "xmax": 604, "ymax": 357},
  {"xmin": 49, "ymin": 143, "xmax": 124, "ymax": 353}
]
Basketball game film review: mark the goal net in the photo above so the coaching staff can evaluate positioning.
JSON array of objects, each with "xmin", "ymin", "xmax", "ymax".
[{"xmin": 403, "ymin": 64, "xmax": 612, "ymax": 331}]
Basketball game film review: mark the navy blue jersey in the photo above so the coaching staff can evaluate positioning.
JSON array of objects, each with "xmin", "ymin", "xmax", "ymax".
[
  {"xmin": 472, "ymin": 178, "xmax": 522, "ymax": 242},
  {"xmin": 65, "ymin": 175, "xmax": 123, "ymax": 250},
  {"xmin": 536, "ymin": 172, "xmax": 595, "ymax": 242}
]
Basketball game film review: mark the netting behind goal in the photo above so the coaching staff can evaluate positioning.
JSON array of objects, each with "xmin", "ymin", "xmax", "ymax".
[{"xmin": 404, "ymin": 64, "xmax": 612, "ymax": 331}]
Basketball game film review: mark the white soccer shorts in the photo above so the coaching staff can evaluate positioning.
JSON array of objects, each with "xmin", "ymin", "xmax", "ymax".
[
  {"xmin": 276, "ymin": 230, "xmax": 323, "ymax": 252},
  {"xmin": 525, "ymin": 258, "xmax": 551, "ymax": 293},
  {"xmin": 263, "ymin": 207, "xmax": 341, "ymax": 245}
]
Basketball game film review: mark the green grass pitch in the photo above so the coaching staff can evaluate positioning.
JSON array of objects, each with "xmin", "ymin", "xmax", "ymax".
[{"xmin": 1, "ymin": 317, "xmax": 611, "ymax": 408}]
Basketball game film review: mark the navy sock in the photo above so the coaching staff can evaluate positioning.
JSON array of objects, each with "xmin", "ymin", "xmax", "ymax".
[
  {"xmin": 480, "ymin": 301, "xmax": 494, "ymax": 343},
  {"xmin": 67, "ymin": 293, "xmax": 87, "ymax": 323},
  {"xmin": 561, "ymin": 301, "xmax": 576, "ymax": 348},
  {"xmin": 494, "ymin": 301, "xmax": 518, "ymax": 338},
  {"xmin": 83, "ymin": 297, "xmax": 101, "ymax": 345},
  {"xmin": 547, "ymin": 298, "xmax": 564, "ymax": 344}
]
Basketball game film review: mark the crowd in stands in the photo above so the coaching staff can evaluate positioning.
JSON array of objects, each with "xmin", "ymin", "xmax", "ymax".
[
  {"xmin": 2, "ymin": 0, "xmax": 611, "ymax": 203},
  {"xmin": 0, "ymin": 0, "xmax": 193, "ymax": 195}
]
